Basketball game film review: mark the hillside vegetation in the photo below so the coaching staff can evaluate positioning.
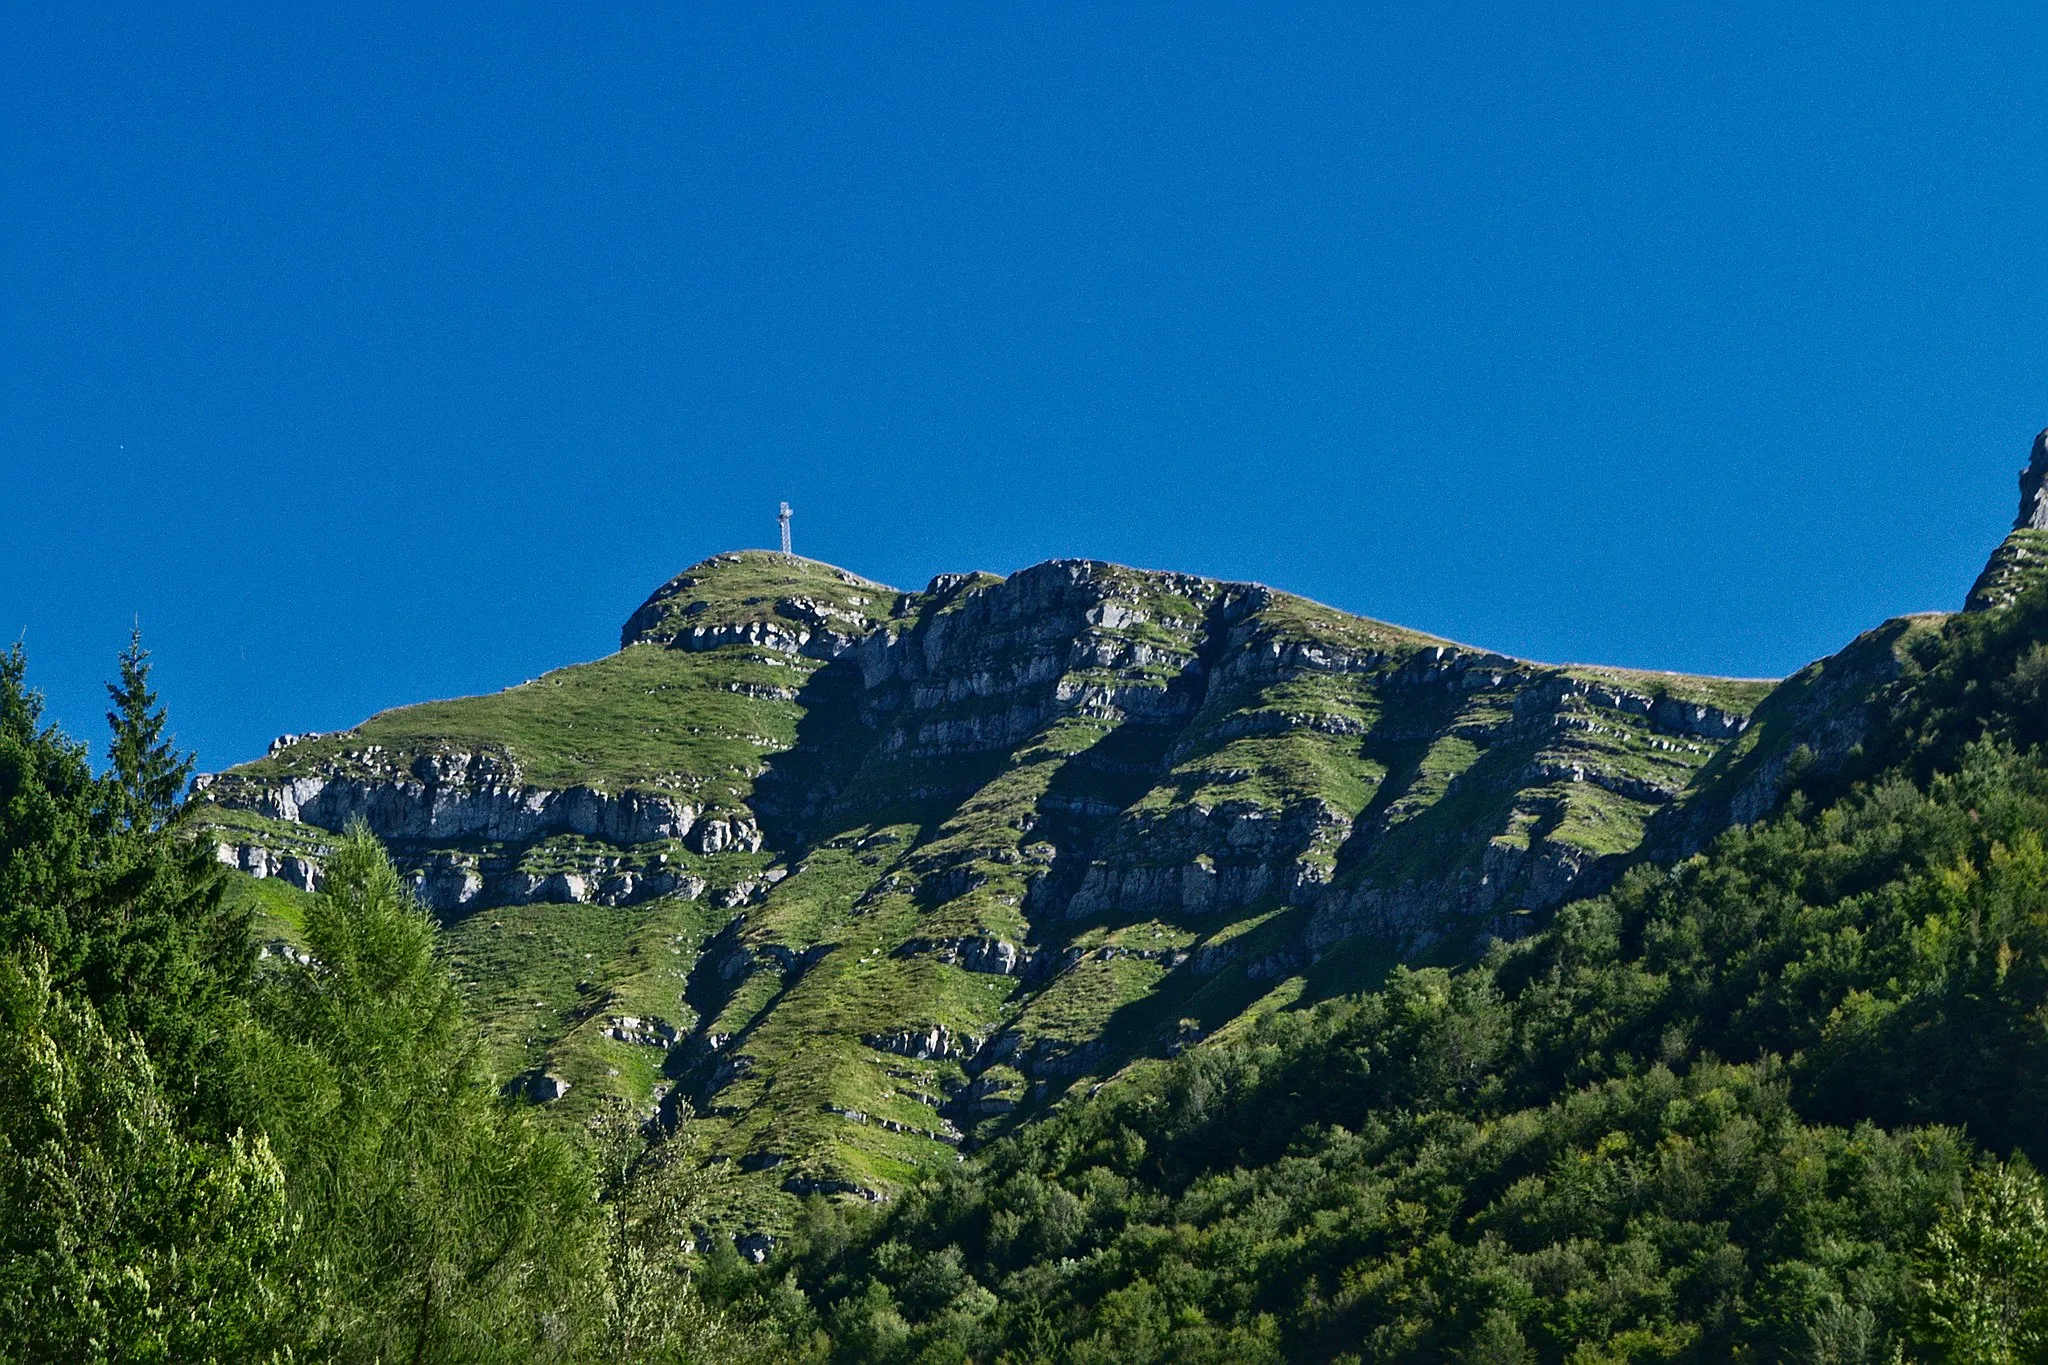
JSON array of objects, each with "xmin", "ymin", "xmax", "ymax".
[
  {"xmin": 11, "ymin": 450, "xmax": 2048, "ymax": 1359},
  {"xmin": 195, "ymin": 550, "xmax": 1779, "ymax": 1227},
  {"xmin": 706, "ymin": 520, "xmax": 2048, "ymax": 1361}
]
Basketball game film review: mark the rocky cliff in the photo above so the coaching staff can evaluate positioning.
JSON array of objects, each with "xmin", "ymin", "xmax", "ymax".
[
  {"xmin": 195, "ymin": 426, "xmax": 2048, "ymax": 1252},
  {"xmin": 196, "ymin": 545, "xmax": 1786, "ymax": 1229}
]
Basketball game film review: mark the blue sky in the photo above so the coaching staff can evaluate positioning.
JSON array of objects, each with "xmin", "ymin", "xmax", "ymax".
[{"xmin": 5, "ymin": 3, "xmax": 2047, "ymax": 773}]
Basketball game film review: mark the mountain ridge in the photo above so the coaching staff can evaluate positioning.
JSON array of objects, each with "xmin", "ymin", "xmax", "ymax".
[
  {"xmin": 191, "ymin": 546, "xmax": 1798, "ymax": 1232},
  {"xmin": 196, "ymin": 416, "xmax": 2048, "ymax": 1235}
]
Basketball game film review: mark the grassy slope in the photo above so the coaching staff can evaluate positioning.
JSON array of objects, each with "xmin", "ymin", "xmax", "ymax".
[
  {"xmin": 621, "ymin": 552, "xmax": 904, "ymax": 649},
  {"xmin": 204, "ymin": 550, "xmax": 1789, "ymax": 1242},
  {"xmin": 223, "ymin": 870, "xmax": 316, "ymax": 945},
  {"xmin": 768, "ymin": 547, "xmax": 2048, "ymax": 1364},
  {"xmin": 207, "ymin": 550, "xmax": 906, "ymax": 801},
  {"xmin": 216, "ymin": 644, "xmax": 806, "ymax": 801},
  {"xmin": 1964, "ymin": 527, "xmax": 2048, "ymax": 611},
  {"xmin": 654, "ymin": 571, "xmax": 1784, "ymax": 1231}
]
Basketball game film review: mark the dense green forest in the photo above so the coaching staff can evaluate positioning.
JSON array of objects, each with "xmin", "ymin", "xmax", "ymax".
[{"xmin": 7, "ymin": 572, "xmax": 2048, "ymax": 1362}]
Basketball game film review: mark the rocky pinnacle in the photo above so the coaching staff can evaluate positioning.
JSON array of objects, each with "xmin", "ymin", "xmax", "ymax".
[{"xmin": 2017, "ymin": 428, "xmax": 2048, "ymax": 530}]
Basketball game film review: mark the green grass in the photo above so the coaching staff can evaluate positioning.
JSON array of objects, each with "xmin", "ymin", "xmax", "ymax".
[
  {"xmin": 441, "ymin": 898, "xmax": 678, "ymax": 1081},
  {"xmin": 623, "ymin": 550, "xmax": 906, "ymax": 649},
  {"xmin": 1667, "ymin": 613, "xmax": 1945, "ymax": 842},
  {"xmin": 1965, "ymin": 528, "xmax": 2048, "ymax": 611},
  {"xmin": 210, "ymin": 546, "xmax": 1802, "ymax": 1235},
  {"xmin": 222, "ymin": 869, "xmax": 316, "ymax": 946},
  {"xmin": 1561, "ymin": 665, "xmax": 1779, "ymax": 713},
  {"xmin": 202, "ymin": 552, "xmax": 925, "ymax": 809},
  {"xmin": 1011, "ymin": 953, "xmax": 1166, "ymax": 1050},
  {"xmin": 217, "ymin": 644, "xmax": 814, "ymax": 799},
  {"xmin": 1246, "ymin": 586, "xmax": 1454, "ymax": 656},
  {"xmin": 204, "ymin": 806, "xmax": 330, "ymax": 851}
]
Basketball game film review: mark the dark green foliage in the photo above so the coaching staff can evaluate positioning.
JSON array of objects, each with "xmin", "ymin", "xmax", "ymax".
[
  {"xmin": 0, "ymin": 639, "xmax": 291, "ymax": 1360},
  {"xmin": 193, "ymin": 552, "xmax": 1779, "ymax": 1202},
  {"xmin": 770, "ymin": 999, "xmax": 1980, "ymax": 1360},
  {"xmin": 105, "ymin": 628, "xmax": 192, "ymax": 824},
  {"xmin": 15, "ymin": 559, "xmax": 2048, "ymax": 1358},
  {"xmin": 1884, "ymin": 582, "xmax": 2048, "ymax": 780},
  {"xmin": 0, "ymin": 642, "xmax": 99, "ymax": 981},
  {"xmin": 0, "ymin": 643, "xmax": 636, "ymax": 1361},
  {"xmin": 0, "ymin": 637, "xmax": 250, "ymax": 1124},
  {"xmin": 240, "ymin": 821, "xmax": 597, "ymax": 1360}
]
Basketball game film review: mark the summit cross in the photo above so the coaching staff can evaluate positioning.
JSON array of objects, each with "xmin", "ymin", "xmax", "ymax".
[{"xmin": 778, "ymin": 501, "xmax": 793, "ymax": 555}]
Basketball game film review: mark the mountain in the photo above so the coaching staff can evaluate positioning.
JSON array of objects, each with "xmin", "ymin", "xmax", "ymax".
[
  {"xmin": 748, "ymin": 433, "xmax": 2048, "ymax": 1362},
  {"xmin": 192, "ymin": 550, "xmax": 1769, "ymax": 1221},
  {"xmin": 195, "ymin": 434, "xmax": 2048, "ymax": 1242}
]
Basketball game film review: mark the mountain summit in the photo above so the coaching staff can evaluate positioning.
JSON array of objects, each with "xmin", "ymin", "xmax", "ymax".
[
  {"xmin": 198, "ymin": 547, "xmax": 1781, "ymax": 1217},
  {"xmin": 1967, "ymin": 427, "xmax": 2048, "ymax": 612},
  {"xmin": 194, "ymin": 431, "xmax": 2046, "ymax": 1234},
  {"xmin": 2017, "ymin": 427, "xmax": 2048, "ymax": 530}
]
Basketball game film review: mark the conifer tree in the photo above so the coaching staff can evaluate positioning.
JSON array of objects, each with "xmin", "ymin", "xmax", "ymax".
[
  {"xmin": 0, "ymin": 641, "xmax": 38, "ymax": 741},
  {"xmin": 104, "ymin": 626, "xmax": 191, "ymax": 829},
  {"xmin": 243, "ymin": 823, "xmax": 595, "ymax": 1361},
  {"xmin": 0, "ymin": 641, "xmax": 95, "ymax": 974},
  {"xmin": 0, "ymin": 635, "xmax": 247, "ymax": 1124},
  {"xmin": 76, "ymin": 630, "xmax": 248, "ymax": 1119}
]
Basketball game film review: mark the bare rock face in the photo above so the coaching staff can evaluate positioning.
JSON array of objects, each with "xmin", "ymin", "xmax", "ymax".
[
  {"xmin": 2019, "ymin": 428, "xmax": 2048, "ymax": 530},
  {"xmin": 1965, "ymin": 428, "xmax": 2048, "ymax": 612},
  {"xmin": 527, "ymin": 1073, "xmax": 571, "ymax": 1103}
]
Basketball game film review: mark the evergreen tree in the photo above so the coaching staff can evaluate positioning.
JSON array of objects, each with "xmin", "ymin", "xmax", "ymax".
[
  {"xmin": 0, "ymin": 642, "xmax": 98, "ymax": 979},
  {"xmin": 104, "ymin": 627, "xmax": 191, "ymax": 831},
  {"xmin": 87, "ymin": 631, "xmax": 248, "ymax": 1120},
  {"xmin": 1, "ymin": 640, "xmax": 37, "ymax": 739},
  {"xmin": 0, "ymin": 635, "xmax": 249, "ymax": 1119},
  {"xmin": 241, "ymin": 822, "xmax": 596, "ymax": 1362}
]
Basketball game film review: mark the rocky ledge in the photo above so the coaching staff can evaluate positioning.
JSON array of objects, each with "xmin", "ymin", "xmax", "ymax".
[{"xmin": 200, "ymin": 745, "xmax": 761, "ymax": 910}]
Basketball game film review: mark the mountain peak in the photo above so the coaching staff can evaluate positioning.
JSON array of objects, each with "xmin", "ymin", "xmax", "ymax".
[
  {"xmin": 618, "ymin": 550, "xmax": 902, "ymax": 653},
  {"xmin": 1966, "ymin": 429, "xmax": 2048, "ymax": 611},
  {"xmin": 200, "ymin": 531, "xmax": 1786, "ymax": 1219},
  {"xmin": 2018, "ymin": 428, "xmax": 2048, "ymax": 531}
]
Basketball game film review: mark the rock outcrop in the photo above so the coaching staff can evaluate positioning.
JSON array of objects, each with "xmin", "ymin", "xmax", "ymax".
[
  {"xmin": 618, "ymin": 558, "xmax": 898, "ymax": 657},
  {"xmin": 199, "ymin": 545, "xmax": 1790, "ymax": 1221},
  {"xmin": 200, "ymin": 739, "xmax": 757, "ymax": 910},
  {"xmin": 214, "ymin": 751, "xmax": 701, "ymax": 846},
  {"xmin": 2018, "ymin": 428, "xmax": 2048, "ymax": 532},
  {"xmin": 1964, "ymin": 429, "xmax": 2048, "ymax": 613}
]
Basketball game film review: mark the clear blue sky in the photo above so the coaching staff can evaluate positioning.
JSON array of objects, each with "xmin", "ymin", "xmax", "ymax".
[{"xmin": 5, "ymin": 4, "xmax": 2046, "ymax": 773}]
